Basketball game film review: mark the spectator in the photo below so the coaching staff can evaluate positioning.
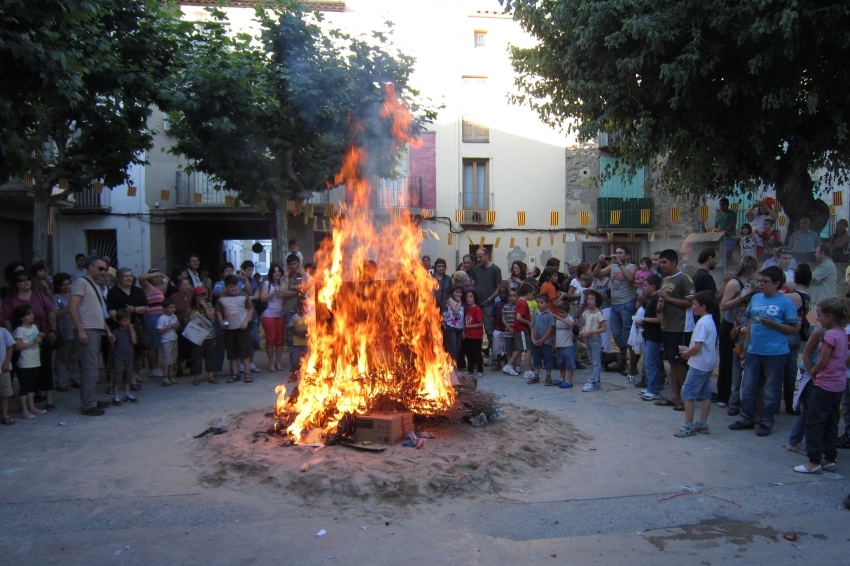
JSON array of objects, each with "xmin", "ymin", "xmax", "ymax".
[
  {"xmin": 828, "ymin": 219, "xmax": 849, "ymax": 263},
  {"xmin": 171, "ymin": 277, "xmax": 195, "ymax": 379},
  {"xmin": 537, "ymin": 257, "xmax": 567, "ymax": 291},
  {"xmin": 442, "ymin": 286, "xmax": 465, "ymax": 368},
  {"xmin": 138, "ymin": 268, "xmax": 166, "ymax": 378},
  {"xmin": 756, "ymin": 218, "xmax": 781, "ymax": 253},
  {"xmin": 655, "ymin": 249, "xmax": 696, "ymax": 411},
  {"xmin": 109, "ymin": 309, "xmax": 138, "ymax": 406},
  {"xmin": 731, "ymin": 223, "xmax": 757, "ymax": 259},
  {"xmin": 288, "ymin": 239, "xmax": 304, "ymax": 267},
  {"xmin": 729, "ymin": 266, "xmax": 800, "ymax": 436},
  {"xmin": 71, "ymin": 253, "xmax": 87, "ymax": 281},
  {"xmin": 280, "ymin": 254, "xmax": 310, "ymax": 374},
  {"xmin": 593, "ymin": 246, "xmax": 638, "ymax": 376},
  {"xmin": 718, "ymin": 256, "xmax": 759, "ymax": 410},
  {"xmin": 692, "ymin": 247, "xmax": 722, "ymax": 331},
  {"xmin": 68, "ymin": 255, "xmax": 115, "ymax": 416},
  {"xmin": 51, "ymin": 273, "xmax": 80, "ymax": 391},
  {"xmin": 29, "ymin": 262, "xmax": 53, "ymax": 298},
  {"xmin": 106, "ymin": 267, "xmax": 149, "ymax": 390},
  {"xmin": 460, "ymin": 254, "xmax": 474, "ymax": 279},
  {"xmin": 0, "ymin": 323, "xmax": 14, "ymax": 425},
  {"xmin": 288, "ymin": 297, "xmax": 310, "ymax": 378},
  {"xmin": 421, "ymin": 255, "xmax": 433, "ymax": 275},
  {"xmin": 809, "ymin": 243, "xmax": 837, "ymax": 305},
  {"xmin": 165, "ymin": 266, "xmax": 188, "ymax": 298},
  {"xmin": 239, "ymin": 260, "xmax": 262, "ymax": 374},
  {"xmin": 789, "ymin": 217, "xmax": 822, "ymax": 263},
  {"xmin": 187, "ymin": 287, "xmax": 217, "ymax": 386},
  {"xmin": 216, "ymin": 275, "xmax": 254, "ymax": 383},
  {"xmin": 432, "ymin": 258, "xmax": 452, "ymax": 311},
  {"xmin": 745, "ymin": 201, "xmax": 778, "ymax": 260},
  {"xmin": 674, "ymin": 290, "xmax": 719, "ymax": 437},
  {"xmin": 763, "ymin": 245, "xmax": 798, "ymax": 273},
  {"xmin": 157, "ymin": 299, "xmax": 180, "ymax": 386},
  {"xmin": 260, "ymin": 263, "xmax": 286, "ymax": 372},
  {"xmin": 471, "ymin": 248, "xmax": 502, "ymax": 366},
  {"xmin": 507, "ymin": 261, "xmax": 526, "ymax": 289},
  {"xmin": 2, "ymin": 262, "xmax": 27, "ymax": 300},
  {"xmin": 102, "ymin": 256, "xmax": 117, "ymax": 279},
  {"xmin": 186, "ymin": 253, "xmax": 203, "ymax": 288},
  {"xmin": 713, "ymin": 198, "xmax": 737, "ymax": 263}
]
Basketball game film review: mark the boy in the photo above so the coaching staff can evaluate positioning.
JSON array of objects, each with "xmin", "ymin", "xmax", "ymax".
[
  {"xmin": 528, "ymin": 294, "xmax": 556, "ymax": 385},
  {"xmin": 157, "ymin": 299, "xmax": 179, "ymax": 386},
  {"xmin": 637, "ymin": 275, "xmax": 664, "ymax": 400},
  {"xmin": 553, "ymin": 300, "xmax": 576, "ymax": 388},
  {"xmin": 507, "ymin": 283, "xmax": 535, "ymax": 379},
  {"xmin": 216, "ymin": 274, "xmax": 255, "ymax": 383},
  {"xmin": 0, "ymin": 325, "xmax": 15, "ymax": 424},
  {"xmin": 675, "ymin": 290, "xmax": 718, "ymax": 437},
  {"xmin": 490, "ymin": 287, "xmax": 509, "ymax": 371},
  {"xmin": 288, "ymin": 297, "xmax": 309, "ymax": 383},
  {"xmin": 501, "ymin": 288, "xmax": 519, "ymax": 376},
  {"xmin": 111, "ymin": 310, "xmax": 138, "ymax": 405},
  {"xmin": 656, "ymin": 249, "xmax": 696, "ymax": 409},
  {"xmin": 757, "ymin": 218, "xmax": 781, "ymax": 252}
]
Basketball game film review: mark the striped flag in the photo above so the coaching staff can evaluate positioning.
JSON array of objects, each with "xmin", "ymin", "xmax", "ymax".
[
  {"xmin": 509, "ymin": 237, "xmax": 515, "ymax": 248},
  {"xmin": 699, "ymin": 205, "xmax": 709, "ymax": 221},
  {"xmin": 550, "ymin": 211, "xmax": 560, "ymax": 226},
  {"xmin": 192, "ymin": 192, "xmax": 202, "ymax": 204},
  {"xmin": 580, "ymin": 210, "xmax": 590, "ymax": 226},
  {"xmin": 224, "ymin": 195, "xmax": 234, "ymax": 207},
  {"xmin": 550, "ymin": 234, "xmax": 554, "ymax": 245},
  {"xmin": 774, "ymin": 199, "xmax": 782, "ymax": 212},
  {"xmin": 494, "ymin": 237, "xmax": 501, "ymax": 248},
  {"xmin": 829, "ymin": 204, "xmax": 837, "ymax": 215},
  {"xmin": 467, "ymin": 235, "xmax": 475, "ymax": 246},
  {"xmin": 47, "ymin": 210, "xmax": 52, "ymax": 235},
  {"xmin": 93, "ymin": 182, "xmax": 104, "ymax": 195},
  {"xmin": 448, "ymin": 233, "xmax": 453, "ymax": 245},
  {"xmin": 487, "ymin": 210, "xmax": 497, "ymax": 224},
  {"xmin": 160, "ymin": 190, "xmax": 170, "ymax": 201},
  {"xmin": 670, "ymin": 207, "xmax": 680, "ymax": 223},
  {"xmin": 525, "ymin": 237, "xmax": 529, "ymax": 247},
  {"xmin": 663, "ymin": 230, "xmax": 670, "ymax": 241},
  {"xmin": 536, "ymin": 236, "xmax": 542, "ymax": 246},
  {"xmin": 322, "ymin": 219, "xmax": 328, "ymax": 231},
  {"xmin": 517, "ymin": 211, "xmax": 526, "ymax": 226},
  {"xmin": 834, "ymin": 192, "xmax": 844, "ymax": 206},
  {"xmin": 313, "ymin": 216, "xmax": 318, "ymax": 229},
  {"xmin": 58, "ymin": 178, "xmax": 69, "ymax": 190},
  {"xmin": 730, "ymin": 202, "xmax": 739, "ymax": 213},
  {"xmin": 127, "ymin": 185, "xmax": 137, "ymax": 197},
  {"xmin": 778, "ymin": 215, "xmax": 787, "ymax": 226},
  {"xmin": 610, "ymin": 210, "xmax": 621, "ymax": 225},
  {"xmin": 648, "ymin": 232, "xmax": 655, "ymax": 242},
  {"xmin": 455, "ymin": 209, "xmax": 463, "ymax": 223},
  {"xmin": 640, "ymin": 209, "xmax": 651, "ymax": 225},
  {"xmin": 24, "ymin": 173, "xmax": 34, "ymax": 185},
  {"xmin": 305, "ymin": 203, "xmax": 314, "ymax": 219},
  {"xmin": 628, "ymin": 232, "xmax": 635, "ymax": 242},
  {"xmin": 606, "ymin": 232, "xmax": 613, "ymax": 242},
  {"xmin": 479, "ymin": 236, "xmax": 485, "ymax": 248}
]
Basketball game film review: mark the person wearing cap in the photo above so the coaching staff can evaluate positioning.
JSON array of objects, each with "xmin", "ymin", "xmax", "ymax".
[
  {"xmin": 762, "ymin": 245, "xmax": 798, "ymax": 272},
  {"xmin": 106, "ymin": 267, "xmax": 149, "ymax": 390},
  {"xmin": 187, "ymin": 286, "xmax": 217, "ymax": 385}
]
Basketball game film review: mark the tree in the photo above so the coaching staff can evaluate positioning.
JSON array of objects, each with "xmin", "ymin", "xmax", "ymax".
[
  {"xmin": 503, "ymin": 0, "xmax": 850, "ymax": 237},
  {"xmin": 0, "ymin": 0, "xmax": 188, "ymax": 263},
  {"xmin": 167, "ymin": 2, "xmax": 433, "ymax": 262}
]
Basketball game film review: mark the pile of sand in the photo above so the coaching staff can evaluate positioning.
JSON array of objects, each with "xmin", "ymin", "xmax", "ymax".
[{"xmin": 193, "ymin": 404, "xmax": 589, "ymax": 508}]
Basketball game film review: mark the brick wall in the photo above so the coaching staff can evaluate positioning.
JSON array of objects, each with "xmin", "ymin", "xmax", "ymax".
[{"xmin": 410, "ymin": 132, "xmax": 436, "ymax": 209}]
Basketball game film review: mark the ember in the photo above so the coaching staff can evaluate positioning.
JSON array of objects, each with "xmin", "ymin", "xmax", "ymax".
[{"xmin": 275, "ymin": 84, "xmax": 455, "ymax": 440}]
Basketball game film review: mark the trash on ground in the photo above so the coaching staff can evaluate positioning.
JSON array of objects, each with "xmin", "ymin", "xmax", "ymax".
[
  {"xmin": 416, "ymin": 431, "xmax": 436, "ymax": 439},
  {"xmin": 56, "ymin": 421, "xmax": 76, "ymax": 427},
  {"xmin": 678, "ymin": 485, "xmax": 699, "ymax": 493},
  {"xmin": 783, "ymin": 533, "xmax": 797, "ymax": 541},
  {"xmin": 773, "ymin": 483, "xmax": 785, "ymax": 486},
  {"xmin": 300, "ymin": 458, "xmax": 327, "ymax": 472},
  {"xmin": 468, "ymin": 412, "xmax": 488, "ymax": 427},
  {"xmin": 659, "ymin": 472, "xmax": 667, "ymax": 476},
  {"xmin": 316, "ymin": 530, "xmax": 326, "ymax": 537},
  {"xmin": 361, "ymin": 526, "xmax": 369, "ymax": 530},
  {"xmin": 194, "ymin": 426, "xmax": 227, "ymax": 439},
  {"xmin": 113, "ymin": 546, "xmax": 129, "ymax": 556}
]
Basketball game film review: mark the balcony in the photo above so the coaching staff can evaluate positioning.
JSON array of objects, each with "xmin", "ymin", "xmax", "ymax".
[
  {"xmin": 66, "ymin": 186, "xmax": 111, "ymax": 213},
  {"xmin": 458, "ymin": 193, "xmax": 495, "ymax": 226},
  {"xmin": 375, "ymin": 176, "xmax": 422, "ymax": 208},
  {"xmin": 596, "ymin": 197, "xmax": 654, "ymax": 229},
  {"xmin": 462, "ymin": 119, "xmax": 489, "ymax": 143},
  {"xmin": 597, "ymin": 130, "xmax": 624, "ymax": 151},
  {"xmin": 175, "ymin": 171, "xmax": 244, "ymax": 207}
]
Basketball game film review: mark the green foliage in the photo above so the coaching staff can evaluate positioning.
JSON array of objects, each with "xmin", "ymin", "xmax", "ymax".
[
  {"xmin": 167, "ymin": 1, "xmax": 434, "ymax": 208},
  {"xmin": 503, "ymin": 0, "xmax": 850, "ymax": 228}
]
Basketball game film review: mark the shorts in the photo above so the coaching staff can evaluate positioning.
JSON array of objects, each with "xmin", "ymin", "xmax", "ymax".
[
  {"xmin": 503, "ymin": 334, "xmax": 515, "ymax": 355},
  {"xmin": 531, "ymin": 344, "xmax": 553, "ymax": 370},
  {"xmin": 0, "ymin": 372, "xmax": 12, "ymax": 398},
  {"xmin": 160, "ymin": 340, "xmax": 178, "ymax": 366},
  {"xmin": 224, "ymin": 328, "xmax": 252, "ymax": 361},
  {"xmin": 16, "ymin": 366, "xmax": 39, "ymax": 396},
  {"xmin": 492, "ymin": 330, "xmax": 505, "ymax": 356},
  {"xmin": 113, "ymin": 358, "xmax": 134, "ymax": 385},
  {"xmin": 681, "ymin": 367, "xmax": 714, "ymax": 401},
  {"xmin": 662, "ymin": 331, "xmax": 692, "ymax": 365},
  {"xmin": 261, "ymin": 316, "xmax": 285, "ymax": 348},
  {"xmin": 555, "ymin": 346, "xmax": 576, "ymax": 371},
  {"xmin": 147, "ymin": 314, "xmax": 162, "ymax": 349},
  {"xmin": 514, "ymin": 331, "xmax": 531, "ymax": 352}
]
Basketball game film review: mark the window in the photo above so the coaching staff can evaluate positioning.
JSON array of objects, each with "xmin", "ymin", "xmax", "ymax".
[
  {"xmin": 462, "ymin": 77, "xmax": 489, "ymax": 142},
  {"xmin": 474, "ymin": 31, "xmax": 486, "ymax": 48},
  {"xmin": 599, "ymin": 157, "xmax": 644, "ymax": 198},
  {"xmin": 86, "ymin": 230, "xmax": 118, "ymax": 269},
  {"xmin": 462, "ymin": 159, "xmax": 489, "ymax": 213}
]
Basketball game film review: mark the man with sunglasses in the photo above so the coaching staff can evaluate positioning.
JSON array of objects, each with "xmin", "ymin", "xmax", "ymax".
[
  {"xmin": 69, "ymin": 255, "xmax": 115, "ymax": 416},
  {"xmin": 729, "ymin": 266, "xmax": 799, "ymax": 436}
]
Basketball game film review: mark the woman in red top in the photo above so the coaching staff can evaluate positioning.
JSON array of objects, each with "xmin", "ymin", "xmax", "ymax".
[{"xmin": 461, "ymin": 289, "xmax": 484, "ymax": 377}]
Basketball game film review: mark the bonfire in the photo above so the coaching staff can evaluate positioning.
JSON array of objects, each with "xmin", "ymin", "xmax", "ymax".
[{"xmin": 275, "ymin": 85, "xmax": 456, "ymax": 441}]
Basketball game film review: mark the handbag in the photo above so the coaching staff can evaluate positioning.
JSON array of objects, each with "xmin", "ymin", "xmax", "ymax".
[{"xmin": 133, "ymin": 317, "xmax": 151, "ymax": 349}]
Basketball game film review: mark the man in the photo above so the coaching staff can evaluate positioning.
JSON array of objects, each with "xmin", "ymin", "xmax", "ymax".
[
  {"xmin": 729, "ymin": 266, "xmax": 799, "ymax": 436},
  {"xmin": 101, "ymin": 256, "xmax": 117, "ymax": 279},
  {"xmin": 421, "ymin": 255, "xmax": 434, "ymax": 275},
  {"xmin": 432, "ymin": 258, "xmax": 451, "ymax": 309},
  {"xmin": 186, "ymin": 253, "xmax": 203, "ymax": 288},
  {"xmin": 538, "ymin": 257, "xmax": 567, "ymax": 290},
  {"xmin": 566, "ymin": 259, "xmax": 581, "ymax": 279},
  {"xmin": 713, "ymin": 198, "xmax": 737, "ymax": 263},
  {"xmin": 692, "ymin": 247, "xmax": 722, "ymax": 330},
  {"xmin": 288, "ymin": 239, "xmax": 304, "ymax": 267},
  {"xmin": 593, "ymin": 246, "xmax": 638, "ymax": 374},
  {"xmin": 651, "ymin": 251, "xmax": 664, "ymax": 278},
  {"xmin": 809, "ymin": 243, "xmax": 837, "ymax": 305},
  {"xmin": 788, "ymin": 217, "xmax": 822, "ymax": 263},
  {"xmin": 68, "ymin": 256, "xmax": 115, "ymax": 416},
  {"xmin": 280, "ymin": 254, "xmax": 310, "ymax": 372},
  {"xmin": 461, "ymin": 254, "xmax": 475, "ymax": 279},
  {"xmin": 762, "ymin": 244, "xmax": 798, "ymax": 272},
  {"xmin": 71, "ymin": 253, "xmax": 87, "ymax": 280},
  {"xmin": 770, "ymin": 248, "xmax": 797, "ymax": 293},
  {"xmin": 655, "ymin": 249, "xmax": 695, "ymax": 409},
  {"xmin": 471, "ymin": 248, "xmax": 502, "ymax": 365},
  {"xmin": 239, "ymin": 260, "xmax": 262, "ymax": 374}
]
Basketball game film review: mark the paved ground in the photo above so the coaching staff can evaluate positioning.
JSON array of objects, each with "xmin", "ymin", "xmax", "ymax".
[{"xmin": 1, "ymin": 356, "xmax": 848, "ymax": 565}]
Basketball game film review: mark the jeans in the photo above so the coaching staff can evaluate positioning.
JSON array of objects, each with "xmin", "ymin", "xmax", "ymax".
[
  {"xmin": 444, "ymin": 327, "xmax": 463, "ymax": 364},
  {"xmin": 841, "ymin": 379, "xmax": 850, "ymax": 436},
  {"xmin": 191, "ymin": 337, "xmax": 216, "ymax": 375},
  {"xmin": 586, "ymin": 335, "xmax": 602, "ymax": 384},
  {"xmin": 729, "ymin": 354, "xmax": 744, "ymax": 410},
  {"xmin": 600, "ymin": 307, "xmax": 613, "ymax": 353},
  {"xmin": 783, "ymin": 334, "xmax": 802, "ymax": 411},
  {"xmin": 248, "ymin": 320, "xmax": 260, "ymax": 352},
  {"xmin": 482, "ymin": 307, "xmax": 494, "ymax": 358},
  {"xmin": 804, "ymin": 386, "xmax": 843, "ymax": 464},
  {"xmin": 461, "ymin": 338, "xmax": 483, "ymax": 374},
  {"xmin": 610, "ymin": 302, "xmax": 636, "ymax": 350},
  {"xmin": 739, "ymin": 352, "xmax": 787, "ymax": 429},
  {"xmin": 789, "ymin": 378, "xmax": 814, "ymax": 446},
  {"xmin": 53, "ymin": 337, "xmax": 80, "ymax": 388},
  {"xmin": 214, "ymin": 318, "xmax": 226, "ymax": 373},
  {"xmin": 643, "ymin": 340, "xmax": 662, "ymax": 395},
  {"xmin": 77, "ymin": 329, "xmax": 103, "ymax": 410},
  {"xmin": 717, "ymin": 320, "xmax": 735, "ymax": 402}
]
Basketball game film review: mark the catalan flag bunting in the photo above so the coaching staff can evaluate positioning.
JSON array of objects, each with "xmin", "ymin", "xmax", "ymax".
[
  {"xmin": 467, "ymin": 235, "xmax": 475, "ymax": 246},
  {"xmin": 127, "ymin": 185, "xmax": 137, "ymax": 197},
  {"xmin": 447, "ymin": 233, "xmax": 453, "ymax": 245},
  {"xmin": 550, "ymin": 235, "xmax": 555, "ymax": 245},
  {"xmin": 494, "ymin": 237, "xmax": 501, "ymax": 248},
  {"xmin": 517, "ymin": 211, "xmax": 526, "ymax": 226},
  {"xmin": 455, "ymin": 210, "xmax": 463, "ymax": 223},
  {"xmin": 525, "ymin": 237, "xmax": 530, "ymax": 247},
  {"xmin": 663, "ymin": 230, "xmax": 670, "ymax": 241},
  {"xmin": 509, "ymin": 237, "xmax": 515, "ymax": 248},
  {"xmin": 160, "ymin": 190, "xmax": 170, "ymax": 201},
  {"xmin": 670, "ymin": 207, "xmax": 680, "ymax": 223},
  {"xmin": 192, "ymin": 192, "xmax": 202, "ymax": 204},
  {"xmin": 648, "ymin": 232, "xmax": 655, "ymax": 242},
  {"xmin": 699, "ymin": 205, "xmax": 709, "ymax": 221},
  {"xmin": 829, "ymin": 204, "xmax": 837, "ymax": 215},
  {"xmin": 628, "ymin": 232, "xmax": 635, "ymax": 242},
  {"xmin": 93, "ymin": 182, "xmax": 103, "ymax": 195},
  {"xmin": 562, "ymin": 233, "xmax": 567, "ymax": 243},
  {"xmin": 778, "ymin": 215, "xmax": 787, "ymax": 226},
  {"xmin": 606, "ymin": 232, "xmax": 613, "ymax": 242},
  {"xmin": 773, "ymin": 199, "xmax": 782, "ymax": 212},
  {"xmin": 313, "ymin": 216, "xmax": 318, "ymax": 229},
  {"xmin": 536, "ymin": 236, "xmax": 542, "ymax": 246},
  {"xmin": 305, "ymin": 203, "xmax": 314, "ymax": 219},
  {"xmin": 47, "ymin": 210, "xmax": 52, "ymax": 235},
  {"xmin": 322, "ymin": 219, "xmax": 328, "ymax": 231},
  {"xmin": 58, "ymin": 178, "xmax": 69, "ymax": 190},
  {"xmin": 487, "ymin": 210, "xmax": 497, "ymax": 224},
  {"xmin": 640, "ymin": 209, "xmax": 651, "ymax": 225},
  {"xmin": 24, "ymin": 173, "xmax": 34, "ymax": 185},
  {"xmin": 730, "ymin": 202, "xmax": 739, "ymax": 213},
  {"xmin": 834, "ymin": 192, "xmax": 844, "ymax": 206},
  {"xmin": 580, "ymin": 210, "xmax": 590, "ymax": 226},
  {"xmin": 610, "ymin": 210, "xmax": 621, "ymax": 225},
  {"xmin": 479, "ymin": 236, "xmax": 485, "ymax": 247},
  {"xmin": 225, "ymin": 195, "xmax": 234, "ymax": 207},
  {"xmin": 550, "ymin": 211, "xmax": 560, "ymax": 226}
]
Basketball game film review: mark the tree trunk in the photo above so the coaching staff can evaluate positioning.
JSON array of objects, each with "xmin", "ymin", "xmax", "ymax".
[
  {"xmin": 32, "ymin": 189, "xmax": 51, "ymax": 264},
  {"xmin": 775, "ymin": 162, "xmax": 830, "ymax": 244},
  {"xmin": 273, "ymin": 197, "xmax": 288, "ymax": 265}
]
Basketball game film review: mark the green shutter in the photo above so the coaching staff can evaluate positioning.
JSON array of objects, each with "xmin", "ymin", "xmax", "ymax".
[{"xmin": 600, "ymin": 158, "xmax": 644, "ymax": 198}]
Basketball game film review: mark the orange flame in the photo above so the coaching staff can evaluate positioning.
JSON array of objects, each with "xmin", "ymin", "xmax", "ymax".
[{"xmin": 275, "ymin": 84, "xmax": 454, "ymax": 440}]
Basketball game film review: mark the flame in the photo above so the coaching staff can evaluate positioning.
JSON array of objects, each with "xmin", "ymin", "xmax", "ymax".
[{"xmin": 275, "ymin": 84, "xmax": 455, "ymax": 440}]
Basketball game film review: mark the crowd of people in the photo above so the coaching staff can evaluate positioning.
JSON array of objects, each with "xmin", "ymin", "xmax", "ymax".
[
  {"xmin": 431, "ymin": 209, "xmax": 849, "ymax": 476},
  {"xmin": 0, "ymin": 239, "xmax": 312, "ymax": 422}
]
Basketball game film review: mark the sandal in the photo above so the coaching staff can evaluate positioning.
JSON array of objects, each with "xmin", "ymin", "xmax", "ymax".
[
  {"xmin": 227, "ymin": 375, "xmax": 240, "ymax": 383},
  {"xmin": 654, "ymin": 398, "xmax": 675, "ymax": 407},
  {"xmin": 837, "ymin": 433, "xmax": 850, "ymax": 449},
  {"xmin": 268, "ymin": 366, "xmax": 277, "ymax": 372},
  {"xmin": 821, "ymin": 461, "xmax": 837, "ymax": 472},
  {"xmin": 244, "ymin": 375, "xmax": 253, "ymax": 383},
  {"xmin": 130, "ymin": 383, "xmax": 141, "ymax": 391},
  {"xmin": 193, "ymin": 377, "xmax": 201, "ymax": 386},
  {"xmin": 106, "ymin": 386, "xmax": 114, "ymax": 395},
  {"xmin": 1, "ymin": 416, "xmax": 14, "ymax": 425},
  {"xmin": 208, "ymin": 377, "xmax": 219, "ymax": 384},
  {"xmin": 673, "ymin": 404, "xmax": 685, "ymax": 411},
  {"xmin": 55, "ymin": 386, "xmax": 70, "ymax": 392}
]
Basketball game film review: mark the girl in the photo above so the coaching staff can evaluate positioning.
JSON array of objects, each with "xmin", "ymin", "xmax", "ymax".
[
  {"xmin": 260, "ymin": 263, "xmax": 286, "ymax": 371},
  {"xmin": 539, "ymin": 267, "xmax": 564, "ymax": 312},
  {"xmin": 51, "ymin": 273, "xmax": 80, "ymax": 391},
  {"xmin": 634, "ymin": 257, "xmax": 654, "ymax": 297},
  {"xmin": 732, "ymin": 223, "xmax": 757, "ymax": 259},
  {"xmin": 461, "ymin": 289, "xmax": 484, "ymax": 378},
  {"xmin": 795, "ymin": 298, "xmax": 850, "ymax": 473},
  {"xmin": 579, "ymin": 289, "xmax": 607, "ymax": 392},
  {"xmin": 187, "ymin": 288, "xmax": 218, "ymax": 385},
  {"xmin": 507, "ymin": 261, "xmax": 526, "ymax": 289},
  {"xmin": 443, "ymin": 286, "xmax": 465, "ymax": 367},
  {"xmin": 12, "ymin": 305, "xmax": 45, "ymax": 420}
]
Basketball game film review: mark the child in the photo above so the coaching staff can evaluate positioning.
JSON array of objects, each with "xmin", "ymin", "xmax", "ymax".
[
  {"xmin": 12, "ymin": 304, "xmax": 45, "ymax": 420},
  {"xmin": 462, "ymin": 289, "xmax": 484, "ymax": 378},
  {"xmin": 507, "ymin": 283, "xmax": 535, "ymax": 379},
  {"xmin": 490, "ymin": 286, "xmax": 509, "ymax": 371},
  {"xmin": 553, "ymin": 300, "xmax": 576, "ymax": 388},
  {"xmin": 157, "ymin": 299, "xmax": 180, "ymax": 386},
  {"xmin": 188, "ymin": 288, "xmax": 218, "ymax": 386},
  {"xmin": 576, "ymin": 273, "xmax": 594, "ymax": 321},
  {"xmin": 787, "ymin": 325, "xmax": 824, "ymax": 455},
  {"xmin": 794, "ymin": 298, "xmax": 850, "ymax": 473},
  {"xmin": 215, "ymin": 274, "xmax": 255, "ymax": 384},
  {"xmin": 528, "ymin": 294, "xmax": 556, "ymax": 385},
  {"xmin": 110, "ymin": 310, "xmax": 138, "ymax": 405},
  {"xmin": 627, "ymin": 303, "xmax": 646, "ymax": 383},
  {"xmin": 288, "ymin": 297, "xmax": 310, "ymax": 382},
  {"xmin": 634, "ymin": 257, "xmax": 654, "ymax": 297},
  {"xmin": 443, "ymin": 286, "xmax": 465, "ymax": 369},
  {"xmin": 733, "ymin": 223, "xmax": 757, "ymax": 259},
  {"xmin": 757, "ymin": 218, "xmax": 782, "ymax": 255},
  {"xmin": 728, "ymin": 293, "xmax": 752, "ymax": 415},
  {"xmin": 638, "ymin": 275, "xmax": 664, "ymax": 400},
  {"xmin": 579, "ymin": 289, "xmax": 607, "ymax": 392},
  {"xmin": 539, "ymin": 268, "xmax": 564, "ymax": 313},
  {"xmin": 0, "ymin": 325, "xmax": 15, "ymax": 424},
  {"xmin": 675, "ymin": 290, "xmax": 718, "ymax": 437},
  {"xmin": 501, "ymin": 288, "xmax": 518, "ymax": 376}
]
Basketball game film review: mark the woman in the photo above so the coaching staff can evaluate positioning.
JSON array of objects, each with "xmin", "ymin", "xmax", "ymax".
[
  {"xmin": 139, "ymin": 268, "xmax": 167, "ymax": 378},
  {"xmin": 2, "ymin": 262, "xmax": 26, "ymax": 300},
  {"xmin": 165, "ymin": 266, "xmax": 188, "ymax": 298},
  {"xmin": 29, "ymin": 262, "xmax": 54, "ymax": 298},
  {"xmin": 829, "ymin": 219, "xmax": 849, "ymax": 263},
  {"xmin": 106, "ymin": 267, "xmax": 149, "ymax": 390},
  {"xmin": 187, "ymin": 287, "xmax": 217, "ymax": 385},
  {"xmin": 199, "ymin": 264, "xmax": 213, "ymax": 296},
  {"xmin": 590, "ymin": 261, "xmax": 616, "ymax": 371},
  {"xmin": 260, "ymin": 263, "xmax": 286, "ymax": 371},
  {"xmin": 718, "ymin": 255, "xmax": 759, "ymax": 413},
  {"xmin": 507, "ymin": 261, "xmax": 526, "ymax": 289},
  {"xmin": 172, "ymin": 277, "xmax": 195, "ymax": 378},
  {"xmin": 51, "ymin": 273, "xmax": 80, "ymax": 390},
  {"xmin": 1, "ymin": 270, "xmax": 57, "ymax": 410}
]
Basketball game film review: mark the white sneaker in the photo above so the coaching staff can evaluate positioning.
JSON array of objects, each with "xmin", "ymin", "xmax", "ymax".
[
  {"xmin": 476, "ymin": 372, "xmax": 484, "ymax": 379},
  {"xmin": 149, "ymin": 369, "xmax": 163, "ymax": 378},
  {"xmin": 238, "ymin": 363, "xmax": 245, "ymax": 373},
  {"xmin": 523, "ymin": 371, "xmax": 535, "ymax": 379},
  {"xmin": 582, "ymin": 381, "xmax": 599, "ymax": 392},
  {"xmin": 250, "ymin": 364, "xmax": 261, "ymax": 373},
  {"xmin": 503, "ymin": 365, "xmax": 519, "ymax": 376}
]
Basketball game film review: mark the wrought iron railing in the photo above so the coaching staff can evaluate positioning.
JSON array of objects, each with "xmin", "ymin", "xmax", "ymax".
[
  {"xmin": 375, "ymin": 176, "xmax": 423, "ymax": 208},
  {"xmin": 175, "ymin": 171, "xmax": 243, "ymax": 206},
  {"xmin": 73, "ymin": 187, "xmax": 111, "ymax": 209},
  {"xmin": 596, "ymin": 197, "xmax": 654, "ymax": 229}
]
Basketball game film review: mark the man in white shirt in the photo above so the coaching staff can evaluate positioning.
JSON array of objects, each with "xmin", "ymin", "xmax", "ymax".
[{"xmin": 186, "ymin": 253, "xmax": 203, "ymax": 288}]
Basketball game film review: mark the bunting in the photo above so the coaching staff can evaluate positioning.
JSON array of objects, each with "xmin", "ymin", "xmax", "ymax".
[
  {"xmin": 24, "ymin": 173, "xmax": 34, "ymax": 185},
  {"xmin": 606, "ymin": 232, "xmax": 613, "ymax": 242},
  {"xmin": 550, "ymin": 211, "xmax": 560, "ymax": 226},
  {"xmin": 58, "ymin": 178, "xmax": 69, "ymax": 190},
  {"xmin": 325, "ymin": 203, "xmax": 335, "ymax": 217},
  {"xmin": 305, "ymin": 203, "xmax": 315, "ymax": 219},
  {"xmin": 640, "ymin": 209, "xmax": 651, "ymax": 225},
  {"xmin": 550, "ymin": 234, "xmax": 555, "ymax": 245},
  {"xmin": 525, "ymin": 237, "xmax": 530, "ymax": 247},
  {"xmin": 663, "ymin": 230, "xmax": 670, "ymax": 241},
  {"xmin": 494, "ymin": 237, "xmax": 501, "ymax": 248},
  {"xmin": 225, "ymin": 195, "xmax": 234, "ymax": 207},
  {"xmin": 628, "ymin": 232, "xmax": 635, "ymax": 242},
  {"xmin": 670, "ymin": 207, "xmax": 680, "ymax": 223},
  {"xmin": 487, "ymin": 210, "xmax": 497, "ymax": 225},
  {"xmin": 536, "ymin": 236, "xmax": 542, "ymax": 247},
  {"xmin": 699, "ymin": 205, "xmax": 709, "ymax": 221},
  {"xmin": 509, "ymin": 237, "xmax": 515, "ymax": 248},
  {"xmin": 193, "ymin": 192, "xmax": 202, "ymax": 204},
  {"xmin": 455, "ymin": 210, "xmax": 464, "ymax": 223},
  {"xmin": 93, "ymin": 182, "xmax": 104, "ymax": 195},
  {"xmin": 829, "ymin": 204, "xmax": 837, "ymax": 215},
  {"xmin": 126, "ymin": 184, "xmax": 137, "ymax": 197},
  {"xmin": 160, "ymin": 190, "xmax": 170, "ymax": 201},
  {"xmin": 648, "ymin": 232, "xmax": 655, "ymax": 242},
  {"xmin": 580, "ymin": 210, "xmax": 590, "ymax": 226},
  {"xmin": 730, "ymin": 202, "xmax": 739, "ymax": 213},
  {"xmin": 778, "ymin": 215, "xmax": 787, "ymax": 227},
  {"xmin": 834, "ymin": 192, "xmax": 844, "ymax": 206},
  {"xmin": 448, "ymin": 233, "xmax": 453, "ymax": 245},
  {"xmin": 517, "ymin": 211, "xmax": 526, "ymax": 226},
  {"xmin": 467, "ymin": 235, "xmax": 475, "ymax": 246},
  {"xmin": 610, "ymin": 210, "xmax": 621, "ymax": 225},
  {"xmin": 479, "ymin": 236, "xmax": 485, "ymax": 248},
  {"xmin": 773, "ymin": 199, "xmax": 782, "ymax": 213}
]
